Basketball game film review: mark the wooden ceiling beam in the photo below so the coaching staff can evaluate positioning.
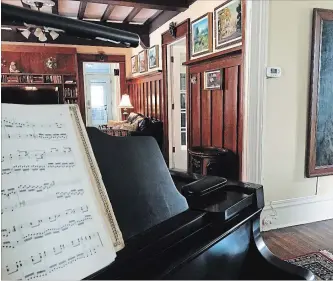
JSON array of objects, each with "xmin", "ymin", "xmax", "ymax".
[
  {"xmin": 144, "ymin": 10, "xmax": 163, "ymax": 25},
  {"xmin": 123, "ymin": 7, "xmax": 141, "ymax": 23},
  {"xmin": 101, "ymin": 4, "xmax": 115, "ymax": 21},
  {"xmin": 149, "ymin": 10, "xmax": 180, "ymax": 33},
  {"xmin": 77, "ymin": 1, "xmax": 87, "ymax": 20},
  {"xmin": 71, "ymin": 0, "xmax": 189, "ymax": 12}
]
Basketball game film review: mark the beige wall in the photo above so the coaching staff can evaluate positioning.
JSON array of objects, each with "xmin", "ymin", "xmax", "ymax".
[
  {"xmin": 263, "ymin": 0, "xmax": 333, "ymax": 203},
  {"xmin": 1, "ymin": 42, "xmax": 133, "ymax": 77},
  {"xmin": 130, "ymin": 0, "xmax": 240, "ymax": 78}
]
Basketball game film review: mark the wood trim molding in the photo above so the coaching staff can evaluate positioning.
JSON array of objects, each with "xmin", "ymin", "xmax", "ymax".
[
  {"xmin": 183, "ymin": 46, "xmax": 242, "ymax": 66},
  {"xmin": 161, "ymin": 19, "xmax": 190, "ymax": 166},
  {"xmin": 127, "ymin": 70, "xmax": 162, "ymax": 82},
  {"xmin": 1, "ymin": 45, "xmax": 77, "ymax": 54},
  {"xmin": 242, "ymin": 0, "xmax": 269, "ymax": 183},
  {"xmin": 306, "ymin": 8, "xmax": 333, "ymax": 177}
]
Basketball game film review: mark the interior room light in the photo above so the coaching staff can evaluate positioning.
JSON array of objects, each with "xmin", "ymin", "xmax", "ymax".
[{"xmin": 21, "ymin": 29, "xmax": 31, "ymax": 39}]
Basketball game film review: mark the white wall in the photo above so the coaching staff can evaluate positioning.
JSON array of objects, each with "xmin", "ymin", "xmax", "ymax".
[
  {"xmin": 131, "ymin": 0, "xmax": 240, "ymax": 78},
  {"xmin": 261, "ymin": 0, "xmax": 333, "ymax": 229}
]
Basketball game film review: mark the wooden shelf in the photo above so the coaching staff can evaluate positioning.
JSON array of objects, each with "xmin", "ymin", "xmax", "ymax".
[{"xmin": 183, "ymin": 46, "xmax": 242, "ymax": 66}]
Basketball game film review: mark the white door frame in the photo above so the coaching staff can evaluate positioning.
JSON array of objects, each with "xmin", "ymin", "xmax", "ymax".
[
  {"xmin": 242, "ymin": 0, "xmax": 270, "ymax": 184},
  {"xmin": 167, "ymin": 37, "xmax": 187, "ymax": 169}
]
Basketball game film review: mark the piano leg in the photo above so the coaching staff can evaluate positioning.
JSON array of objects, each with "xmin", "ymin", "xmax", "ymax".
[{"xmin": 239, "ymin": 216, "xmax": 315, "ymax": 280}]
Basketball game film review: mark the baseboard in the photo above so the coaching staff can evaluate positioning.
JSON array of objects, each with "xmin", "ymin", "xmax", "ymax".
[{"xmin": 260, "ymin": 195, "xmax": 333, "ymax": 231}]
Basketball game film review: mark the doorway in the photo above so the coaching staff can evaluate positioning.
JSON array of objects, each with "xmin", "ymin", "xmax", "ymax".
[
  {"xmin": 167, "ymin": 38, "xmax": 187, "ymax": 171},
  {"xmin": 83, "ymin": 62, "xmax": 120, "ymax": 127}
]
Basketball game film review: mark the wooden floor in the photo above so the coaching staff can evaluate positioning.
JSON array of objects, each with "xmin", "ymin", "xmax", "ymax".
[{"xmin": 262, "ymin": 219, "xmax": 333, "ymax": 260}]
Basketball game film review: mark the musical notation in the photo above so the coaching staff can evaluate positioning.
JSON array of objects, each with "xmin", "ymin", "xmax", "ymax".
[
  {"xmin": 2, "ymin": 104, "xmax": 116, "ymax": 281},
  {"xmin": 3, "ymin": 132, "xmax": 68, "ymax": 141},
  {"xmin": 2, "ymin": 205, "xmax": 89, "ymax": 239},
  {"xmin": 1, "ymin": 188, "xmax": 85, "ymax": 214},
  {"xmin": 1, "ymin": 179, "xmax": 79, "ymax": 199},
  {"xmin": 2, "ymin": 147, "xmax": 73, "ymax": 163},
  {"xmin": 2, "ymin": 118, "xmax": 64, "ymax": 129},
  {"xmin": 2, "ymin": 215, "xmax": 93, "ymax": 249},
  {"xmin": 2, "ymin": 162, "xmax": 76, "ymax": 175},
  {"xmin": 5, "ymin": 232, "xmax": 102, "ymax": 278}
]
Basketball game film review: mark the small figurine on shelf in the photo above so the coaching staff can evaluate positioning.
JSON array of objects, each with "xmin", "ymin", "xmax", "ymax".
[
  {"xmin": 9, "ymin": 62, "xmax": 21, "ymax": 73},
  {"xmin": 45, "ymin": 57, "xmax": 57, "ymax": 69}
]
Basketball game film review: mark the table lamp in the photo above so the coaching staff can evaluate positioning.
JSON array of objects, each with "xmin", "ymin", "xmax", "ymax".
[{"xmin": 119, "ymin": 94, "xmax": 133, "ymax": 117}]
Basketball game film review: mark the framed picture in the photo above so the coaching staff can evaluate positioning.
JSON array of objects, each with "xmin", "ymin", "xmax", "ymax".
[
  {"xmin": 191, "ymin": 13, "xmax": 213, "ymax": 57},
  {"xmin": 148, "ymin": 45, "xmax": 159, "ymax": 69},
  {"xmin": 214, "ymin": 0, "xmax": 242, "ymax": 50},
  {"xmin": 204, "ymin": 69, "xmax": 222, "ymax": 90},
  {"xmin": 138, "ymin": 50, "xmax": 147, "ymax": 73},
  {"xmin": 131, "ymin": 55, "xmax": 138, "ymax": 74},
  {"xmin": 306, "ymin": 8, "xmax": 333, "ymax": 177}
]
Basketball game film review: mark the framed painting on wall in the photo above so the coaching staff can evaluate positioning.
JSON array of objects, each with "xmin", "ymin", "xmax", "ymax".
[
  {"xmin": 204, "ymin": 69, "xmax": 222, "ymax": 90},
  {"xmin": 190, "ymin": 13, "xmax": 213, "ymax": 57},
  {"xmin": 148, "ymin": 45, "xmax": 159, "ymax": 69},
  {"xmin": 131, "ymin": 55, "xmax": 138, "ymax": 74},
  {"xmin": 138, "ymin": 50, "xmax": 147, "ymax": 73},
  {"xmin": 306, "ymin": 8, "xmax": 333, "ymax": 177},
  {"xmin": 214, "ymin": 0, "xmax": 242, "ymax": 50}
]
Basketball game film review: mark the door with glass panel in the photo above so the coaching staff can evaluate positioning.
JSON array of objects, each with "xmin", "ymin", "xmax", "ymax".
[
  {"xmin": 84, "ymin": 74, "xmax": 112, "ymax": 127},
  {"xmin": 169, "ymin": 39, "xmax": 187, "ymax": 171}
]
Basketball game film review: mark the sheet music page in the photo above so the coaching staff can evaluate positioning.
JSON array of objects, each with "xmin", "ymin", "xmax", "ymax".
[{"xmin": 1, "ymin": 104, "xmax": 116, "ymax": 280}]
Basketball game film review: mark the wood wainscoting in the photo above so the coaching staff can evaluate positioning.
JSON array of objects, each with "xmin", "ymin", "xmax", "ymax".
[
  {"xmin": 126, "ymin": 71, "xmax": 166, "ymax": 154},
  {"xmin": 184, "ymin": 49, "xmax": 243, "ymax": 176}
]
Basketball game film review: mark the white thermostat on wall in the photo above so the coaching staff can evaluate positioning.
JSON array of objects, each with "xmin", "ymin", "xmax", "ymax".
[{"xmin": 266, "ymin": 67, "xmax": 282, "ymax": 78}]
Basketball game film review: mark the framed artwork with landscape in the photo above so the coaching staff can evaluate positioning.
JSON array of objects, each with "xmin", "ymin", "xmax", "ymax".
[
  {"xmin": 191, "ymin": 13, "xmax": 213, "ymax": 57},
  {"xmin": 307, "ymin": 8, "xmax": 333, "ymax": 177},
  {"xmin": 138, "ymin": 50, "xmax": 147, "ymax": 73},
  {"xmin": 148, "ymin": 45, "xmax": 159, "ymax": 69},
  {"xmin": 131, "ymin": 55, "xmax": 138, "ymax": 74},
  {"xmin": 214, "ymin": 0, "xmax": 242, "ymax": 49}
]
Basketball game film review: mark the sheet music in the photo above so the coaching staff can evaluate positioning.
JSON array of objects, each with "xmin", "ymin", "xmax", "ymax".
[{"xmin": 1, "ymin": 104, "xmax": 116, "ymax": 280}]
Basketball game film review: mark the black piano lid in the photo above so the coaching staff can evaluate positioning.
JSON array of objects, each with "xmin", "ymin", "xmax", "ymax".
[{"xmin": 84, "ymin": 128, "xmax": 314, "ymax": 280}]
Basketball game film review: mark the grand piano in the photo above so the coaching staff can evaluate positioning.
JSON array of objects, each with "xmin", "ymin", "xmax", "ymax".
[{"xmin": 86, "ymin": 127, "xmax": 315, "ymax": 280}]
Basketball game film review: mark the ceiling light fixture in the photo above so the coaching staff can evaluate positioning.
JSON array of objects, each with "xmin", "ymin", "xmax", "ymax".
[
  {"xmin": 22, "ymin": 0, "xmax": 55, "ymax": 11},
  {"xmin": 21, "ymin": 29, "xmax": 31, "ymax": 39},
  {"xmin": 49, "ymin": 30, "xmax": 59, "ymax": 40}
]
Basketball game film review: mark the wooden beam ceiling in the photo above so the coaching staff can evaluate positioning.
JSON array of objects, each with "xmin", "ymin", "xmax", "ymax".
[
  {"xmin": 123, "ymin": 7, "xmax": 141, "ymax": 23},
  {"xmin": 144, "ymin": 10, "xmax": 163, "ymax": 25},
  {"xmin": 71, "ymin": 0, "xmax": 189, "ymax": 12},
  {"xmin": 149, "ymin": 10, "xmax": 180, "ymax": 33},
  {"xmin": 101, "ymin": 4, "xmax": 115, "ymax": 22},
  {"xmin": 77, "ymin": 1, "xmax": 87, "ymax": 20}
]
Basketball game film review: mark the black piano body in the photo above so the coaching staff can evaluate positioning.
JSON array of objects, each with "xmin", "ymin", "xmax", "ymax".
[{"xmin": 86, "ymin": 127, "xmax": 314, "ymax": 280}]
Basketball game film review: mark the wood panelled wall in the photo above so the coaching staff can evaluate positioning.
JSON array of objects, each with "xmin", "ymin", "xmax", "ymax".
[
  {"xmin": 126, "ymin": 71, "xmax": 166, "ymax": 150},
  {"xmin": 1, "ymin": 45, "xmax": 77, "ymax": 74},
  {"xmin": 186, "ymin": 51, "xmax": 243, "ymax": 173}
]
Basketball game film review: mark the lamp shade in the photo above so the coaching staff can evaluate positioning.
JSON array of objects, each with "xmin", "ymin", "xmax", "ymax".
[
  {"xmin": 118, "ymin": 94, "xmax": 133, "ymax": 109},
  {"xmin": 21, "ymin": 29, "xmax": 31, "ymax": 39}
]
